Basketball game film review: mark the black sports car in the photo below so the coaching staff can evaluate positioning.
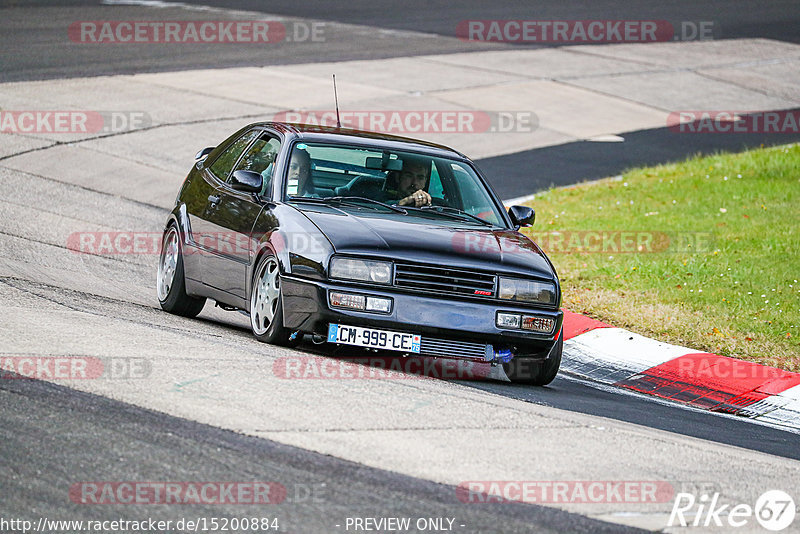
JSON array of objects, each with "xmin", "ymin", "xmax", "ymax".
[{"xmin": 157, "ymin": 123, "xmax": 563, "ymax": 384}]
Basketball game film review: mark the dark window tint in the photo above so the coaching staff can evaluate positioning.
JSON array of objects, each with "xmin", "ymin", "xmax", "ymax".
[
  {"xmin": 208, "ymin": 129, "xmax": 259, "ymax": 181},
  {"xmin": 233, "ymin": 136, "xmax": 282, "ymax": 197}
]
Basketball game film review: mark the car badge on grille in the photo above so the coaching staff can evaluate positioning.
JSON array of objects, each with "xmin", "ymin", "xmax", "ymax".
[{"xmin": 474, "ymin": 290, "xmax": 492, "ymax": 295}]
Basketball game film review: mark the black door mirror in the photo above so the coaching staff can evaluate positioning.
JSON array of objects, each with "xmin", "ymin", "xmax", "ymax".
[
  {"xmin": 508, "ymin": 205, "xmax": 535, "ymax": 228},
  {"xmin": 230, "ymin": 170, "xmax": 263, "ymax": 193},
  {"xmin": 195, "ymin": 146, "xmax": 215, "ymax": 160}
]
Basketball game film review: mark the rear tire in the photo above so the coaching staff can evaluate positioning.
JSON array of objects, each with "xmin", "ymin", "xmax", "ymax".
[
  {"xmin": 503, "ymin": 330, "xmax": 563, "ymax": 386},
  {"xmin": 249, "ymin": 253, "xmax": 297, "ymax": 346},
  {"xmin": 157, "ymin": 225, "xmax": 206, "ymax": 318}
]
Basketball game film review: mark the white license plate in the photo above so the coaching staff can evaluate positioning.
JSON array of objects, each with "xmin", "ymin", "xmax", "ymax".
[{"xmin": 327, "ymin": 324, "xmax": 421, "ymax": 353}]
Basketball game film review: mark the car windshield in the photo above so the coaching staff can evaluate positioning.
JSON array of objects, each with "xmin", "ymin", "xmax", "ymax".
[{"xmin": 284, "ymin": 142, "xmax": 505, "ymax": 226}]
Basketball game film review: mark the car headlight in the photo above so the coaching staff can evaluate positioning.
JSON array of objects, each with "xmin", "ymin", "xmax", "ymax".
[
  {"xmin": 498, "ymin": 277, "xmax": 557, "ymax": 305},
  {"xmin": 329, "ymin": 257, "xmax": 393, "ymax": 284}
]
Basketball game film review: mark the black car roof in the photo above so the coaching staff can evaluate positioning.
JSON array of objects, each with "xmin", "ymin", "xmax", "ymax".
[{"xmin": 253, "ymin": 122, "xmax": 468, "ymax": 159}]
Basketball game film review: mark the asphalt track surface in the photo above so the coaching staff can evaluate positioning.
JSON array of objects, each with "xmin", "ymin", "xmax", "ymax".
[
  {"xmin": 2, "ymin": 2, "xmax": 800, "ymax": 533},
  {"xmin": 1, "ymin": 275, "xmax": 798, "ymax": 532},
  {"xmin": 1, "ymin": 375, "xmax": 642, "ymax": 534}
]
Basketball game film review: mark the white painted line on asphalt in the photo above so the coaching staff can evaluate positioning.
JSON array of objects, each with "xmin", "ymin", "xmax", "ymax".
[
  {"xmin": 502, "ymin": 192, "xmax": 538, "ymax": 206},
  {"xmin": 502, "ymin": 172, "xmax": 626, "ymax": 205},
  {"xmin": 102, "ymin": 0, "xmax": 217, "ymax": 10},
  {"xmin": 586, "ymin": 134, "xmax": 625, "ymax": 142}
]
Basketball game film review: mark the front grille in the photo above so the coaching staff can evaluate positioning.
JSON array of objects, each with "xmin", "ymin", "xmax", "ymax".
[
  {"xmin": 394, "ymin": 263, "xmax": 496, "ymax": 297},
  {"xmin": 419, "ymin": 337, "xmax": 489, "ymax": 361}
]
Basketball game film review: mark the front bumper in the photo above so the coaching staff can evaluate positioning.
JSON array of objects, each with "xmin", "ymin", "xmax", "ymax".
[{"xmin": 281, "ymin": 275, "xmax": 563, "ymax": 361}]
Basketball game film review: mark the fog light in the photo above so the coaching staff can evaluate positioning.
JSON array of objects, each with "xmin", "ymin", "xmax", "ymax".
[
  {"xmin": 496, "ymin": 312, "xmax": 521, "ymax": 329},
  {"xmin": 330, "ymin": 292, "xmax": 365, "ymax": 310},
  {"xmin": 366, "ymin": 296, "xmax": 392, "ymax": 313},
  {"xmin": 521, "ymin": 315, "xmax": 555, "ymax": 333}
]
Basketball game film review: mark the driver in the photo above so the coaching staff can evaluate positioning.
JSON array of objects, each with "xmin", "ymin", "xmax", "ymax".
[{"xmin": 386, "ymin": 155, "xmax": 432, "ymax": 207}]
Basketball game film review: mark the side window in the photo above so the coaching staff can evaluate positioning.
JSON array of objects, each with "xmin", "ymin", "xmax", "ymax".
[
  {"xmin": 208, "ymin": 129, "xmax": 259, "ymax": 181},
  {"xmin": 232, "ymin": 136, "xmax": 281, "ymax": 196},
  {"xmin": 234, "ymin": 136, "xmax": 280, "ymax": 176},
  {"xmin": 451, "ymin": 163, "xmax": 502, "ymax": 225}
]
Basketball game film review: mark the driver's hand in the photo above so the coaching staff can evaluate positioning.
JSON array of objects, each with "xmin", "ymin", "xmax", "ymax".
[{"xmin": 399, "ymin": 189, "xmax": 431, "ymax": 207}]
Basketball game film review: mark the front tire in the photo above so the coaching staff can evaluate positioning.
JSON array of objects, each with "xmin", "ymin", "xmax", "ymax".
[
  {"xmin": 249, "ymin": 254, "xmax": 296, "ymax": 346},
  {"xmin": 157, "ymin": 225, "xmax": 206, "ymax": 318},
  {"xmin": 503, "ymin": 330, "xmax": 563, "ymax": 386}
]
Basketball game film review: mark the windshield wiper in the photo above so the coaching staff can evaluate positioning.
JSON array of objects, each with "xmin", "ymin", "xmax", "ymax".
[
  {"xmin": 406, "ymin": 205, "xmax": 495, "ymax": 226},
  {"xmin": 320, "ymin": 196, "xmax": 408, "ymax": 214},
  {"xmin": 287, "ymin": 195, "xmax": 406, "ymax": 214}
]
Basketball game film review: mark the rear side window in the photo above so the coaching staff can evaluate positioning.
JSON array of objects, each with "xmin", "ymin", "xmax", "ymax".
[{"xmin": 208, "ymin": 129, "xmax": 259, "ymax": 181}]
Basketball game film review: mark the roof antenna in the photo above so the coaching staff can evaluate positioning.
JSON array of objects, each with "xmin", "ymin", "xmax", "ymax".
[{"xmin": 332, "ymin": 74, "xmax": 341, "ymax": 128}]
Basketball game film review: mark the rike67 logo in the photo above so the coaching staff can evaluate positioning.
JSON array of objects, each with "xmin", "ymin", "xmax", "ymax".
[{"xmin": 669, "ymin": 490, "xmax": 796, "ymax": 531}]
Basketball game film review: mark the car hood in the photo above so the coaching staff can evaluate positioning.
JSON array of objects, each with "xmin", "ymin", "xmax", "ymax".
[{"xmin": 296, "ymin": 205, "xmax": 555, "ymax": 280}]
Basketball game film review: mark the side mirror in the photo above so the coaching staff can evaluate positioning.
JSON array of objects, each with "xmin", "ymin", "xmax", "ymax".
[
  {"xmin": 195, "ymin": 147, "xmax": 215, "ymax": 160},
  {"xmin": 230, "ymin": 170, "xmax": 263, "ymax": 193},
  {"xmin": 508, "ymin": 205, "xmax": 535, "ymax": 228}
]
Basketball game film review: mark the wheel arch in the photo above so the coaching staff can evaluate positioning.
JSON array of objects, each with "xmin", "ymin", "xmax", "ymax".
[
  {"xmin": 164, "ymin": 203, "xmax": 191, "ymax": 242},
  {"xmin": 246, "ymin": 239, "xmax": 287, "ymax": 313}
]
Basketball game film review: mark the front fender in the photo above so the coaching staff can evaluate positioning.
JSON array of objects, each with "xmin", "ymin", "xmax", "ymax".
[{"xmin": 246, "ymin": 204, "xmax": 334, "ymax": 308}]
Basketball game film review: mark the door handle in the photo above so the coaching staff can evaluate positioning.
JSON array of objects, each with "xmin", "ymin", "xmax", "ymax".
[{"xmin": 208, "ymin": 194, "xmax": 221, "ymax": 205}]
